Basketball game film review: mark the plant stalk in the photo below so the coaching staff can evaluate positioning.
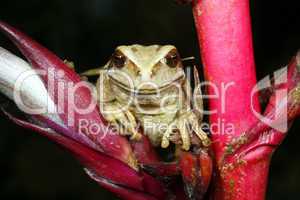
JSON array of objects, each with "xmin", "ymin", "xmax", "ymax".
[{"xmin": 192, "ymin": 0, "xmax": 271, "ymax": 199}]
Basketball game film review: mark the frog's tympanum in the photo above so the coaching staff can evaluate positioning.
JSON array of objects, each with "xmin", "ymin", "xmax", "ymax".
[{"xmin": 93, "ymin": 45, "xmax": 210, "ymax": 151}]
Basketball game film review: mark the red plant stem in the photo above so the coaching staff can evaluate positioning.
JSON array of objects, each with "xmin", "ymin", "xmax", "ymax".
[
  {"xmin": 192, "ymin": 0, "xmax": 271, "ymax": 199},
  {"xmin": 192, "ymin": 0, "xmax": 260, "ymax": 156}
]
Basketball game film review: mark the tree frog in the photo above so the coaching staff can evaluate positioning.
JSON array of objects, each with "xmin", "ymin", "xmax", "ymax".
[{"xmin": 85, "ymin": 45, "xmax": 210, "ymax": 150}]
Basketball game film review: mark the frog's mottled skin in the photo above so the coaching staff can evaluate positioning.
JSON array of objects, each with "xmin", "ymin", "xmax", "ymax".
[{"xmin": 95, "ymin": 45, "xmax": 209, "ymax": 150}]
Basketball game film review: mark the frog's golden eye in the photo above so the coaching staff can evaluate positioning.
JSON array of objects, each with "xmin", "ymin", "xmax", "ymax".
[
  {"xmin": 112, "ymin": 51, "xmax": 127, "ymax": 68},
  {"xmin": 165, "ymin": 50, "xmax": 180, "ymax": 68}
]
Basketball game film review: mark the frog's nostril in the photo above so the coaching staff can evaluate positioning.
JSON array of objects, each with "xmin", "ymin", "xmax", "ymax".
[{"xmin": 140, "ymin": 71, "xmax": 151, "ymax": 81}]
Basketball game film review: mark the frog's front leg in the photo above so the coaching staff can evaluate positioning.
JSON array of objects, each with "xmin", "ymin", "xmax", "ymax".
[
  {"xmin": 101, "ymin": 101, "xmax": 142, "ymax": 140},
  {"xmin": 161, "ymin": 66, "xmax": 210, "ymax": 150},
  {"xmin": 96, "ymin": 70, "xmax": 141, "ymax": 140},
  {"xmin": 161, "ymin": 111, "xmax": 210, "ymax": 150}
]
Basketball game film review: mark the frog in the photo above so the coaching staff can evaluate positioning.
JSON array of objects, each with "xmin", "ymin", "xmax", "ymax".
[{"xmin": 83, "ymin": 45, "xmax": 210, "ymax": 151}]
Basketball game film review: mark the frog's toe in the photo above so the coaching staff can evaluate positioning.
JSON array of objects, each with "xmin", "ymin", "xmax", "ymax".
[
  {"xmin": 189, "ymin": 114, "xmax": 211, "ymax": 147},
  {"xmin": 178, "ymin": 118, "xmax": 191, "ymax": 151},
  {"xmin": 103, "ymin": 106, "xmax": 141, "ymax": 140},
  {"xmin": 64, "ymin": 59, "xmax": 75, "ymax": 70},
  {"xmin": 129, "ymin": 129, "xmax": 142, "ymax": 140},
  {"xmin": 124, "ymin": 110, "xmax": 142, "ymax": 140},
  {"xmin": 161, "ymin": 118, "xmax": 192, "ymax": 151},
  {"xmin": 161, "ymin": 121, "xmax": 175, "ymax": 148},
  {"xmin": 192, "ymin": 125, "xmax": 211, "ymax": 147}
]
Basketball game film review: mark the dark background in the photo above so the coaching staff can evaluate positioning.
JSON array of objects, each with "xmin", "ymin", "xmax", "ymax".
[{"xmin": 0, "ymin": 0, "xmax": 300, "ymax": 199}]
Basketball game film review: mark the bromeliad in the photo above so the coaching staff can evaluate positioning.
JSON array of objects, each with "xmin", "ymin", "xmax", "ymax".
[
  {"xmin": 0, "ymin": 21, "xmax": 212, "ymax": 200},
  {"xmin": 1, "ymin": 0, "xmax": 300, "ymax": 199}
]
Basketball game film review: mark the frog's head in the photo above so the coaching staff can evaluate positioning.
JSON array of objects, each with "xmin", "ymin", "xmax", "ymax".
[{"xmin": 107, "ymin": 45, "xmax": 185, "ymax": 94}]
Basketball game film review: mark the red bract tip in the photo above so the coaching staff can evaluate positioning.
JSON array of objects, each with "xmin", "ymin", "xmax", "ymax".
[
  {"xmin": 180, "ymin": 151, "xmax": 212, "ymax": 199},
  {"xmin": 0, "ymin": 21, "xmax": 136, "ymax": 168}
]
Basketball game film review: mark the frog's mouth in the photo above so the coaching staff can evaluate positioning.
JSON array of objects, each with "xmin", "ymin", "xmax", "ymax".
[{"xmin": 108, "ymin": 73, "xmax": 185, "ymax": 95}]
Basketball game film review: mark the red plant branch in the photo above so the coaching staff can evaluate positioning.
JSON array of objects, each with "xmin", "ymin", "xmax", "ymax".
[
  {"xmin": 193, "ymin": 0, "xmax": 260, "ymax": 156},
  {"xmin": 192, "ymin": 0, "xmax": 300, "ymax": 199},
  {"xmin": 192, "ymin": 0, "xmax": 270, "ymax": 199}
]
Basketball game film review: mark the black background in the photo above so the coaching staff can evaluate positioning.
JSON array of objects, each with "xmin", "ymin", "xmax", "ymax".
[{"xmin": 0, "ymin": 0, "xmax": 300, "ymax": 199}]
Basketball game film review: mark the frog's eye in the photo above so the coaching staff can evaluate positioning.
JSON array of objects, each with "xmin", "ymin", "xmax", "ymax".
[
  {"xmin": 165, "ymin": 50, "xmax": 180, "ymax": 68},
  {"xmin": 111, "ymin": 51, "xmax": 127, "ymax": 68}
]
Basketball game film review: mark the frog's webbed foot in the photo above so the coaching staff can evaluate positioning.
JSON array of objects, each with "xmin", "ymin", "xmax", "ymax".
[
  {"xmin": 161, "ymin": 112, "xmax": 210, "ymax": 151},
  {"xmin": 186, "ymin": 112, "xmax": 211, "ymax": 147},
  {"xmin": 102, "ymin": 102, "xmax": 142, "ymax": 140},
  {"xmin": 64, "ymin": 59, "xmax": 75, "ymax": 70}
]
